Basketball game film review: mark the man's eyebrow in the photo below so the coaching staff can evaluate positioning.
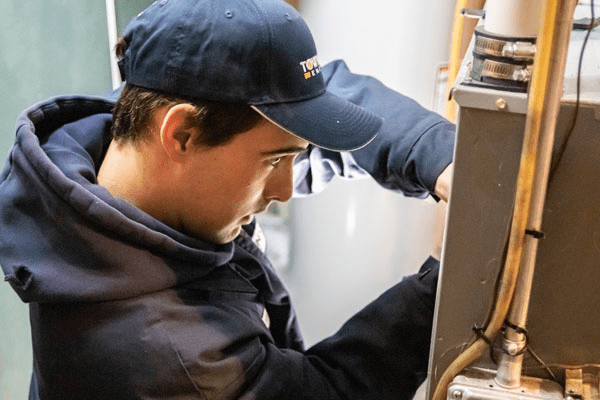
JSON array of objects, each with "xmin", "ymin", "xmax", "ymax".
[{"xmin": 260, "ymin": 145, "xmax": 309, "ymax": 156}]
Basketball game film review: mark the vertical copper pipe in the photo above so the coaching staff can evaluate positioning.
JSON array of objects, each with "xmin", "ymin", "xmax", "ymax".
[
  {"xmin": 496, "ymin": 0, "xmax": 578, "ymax": 387},
  {"xmin": 446, "ymin": 0, "xmax": 486, "ymax": 122}
]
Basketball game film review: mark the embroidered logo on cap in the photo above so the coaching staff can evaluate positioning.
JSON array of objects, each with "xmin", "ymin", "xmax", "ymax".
[{"xmin": 299, "ymin": 56, "xmax": 321, "ymax": 80}]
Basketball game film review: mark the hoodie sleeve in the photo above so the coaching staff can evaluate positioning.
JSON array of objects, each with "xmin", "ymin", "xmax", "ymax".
[
  {"xmin": 293, "ymin": 60, "xmax": 455, "ymax": 199},
  {"xmin": 261, "ymin": 256, "xmax": 439, "ymax": 400}
]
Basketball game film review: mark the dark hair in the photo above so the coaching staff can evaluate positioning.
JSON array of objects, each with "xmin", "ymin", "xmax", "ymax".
[{"xmin": 112, "ymin": 38, "xmax": 263, "ymax": 147}]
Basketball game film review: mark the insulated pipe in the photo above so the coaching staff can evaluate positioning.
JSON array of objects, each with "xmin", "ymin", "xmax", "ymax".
[
  {"xmin": 496, "ymin": 0, "xmax": 578, "ymax": 387},
  {"xmin": 431, "ymin": 0, "xmax": 577, "ymax": 398},
  {"xmin": 485, "ymin": 0, "xmax": 544, "ymax": 36}
]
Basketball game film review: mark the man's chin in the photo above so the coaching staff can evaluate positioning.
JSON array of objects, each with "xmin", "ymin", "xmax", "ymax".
[{"xmin": 214, "ymin": 225, "xmax": 243, "ymax": 244}]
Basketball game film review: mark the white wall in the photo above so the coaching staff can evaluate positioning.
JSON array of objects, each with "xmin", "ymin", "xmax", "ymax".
[
  {"xmin": 301, "ymin": 0, "xmax": 454, "ymax": 107},
  {"xmin": 282, "ymin": 0, "xmax": 456, "ymax": 346}
]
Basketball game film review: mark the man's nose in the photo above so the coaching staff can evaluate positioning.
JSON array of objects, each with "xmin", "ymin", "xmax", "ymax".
[{"xmin": 263, "ymin": 162, "xmax": 294, "ymax": 203}]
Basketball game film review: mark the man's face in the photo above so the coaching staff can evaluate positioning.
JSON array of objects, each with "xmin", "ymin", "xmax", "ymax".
[{"xmin": 176, "ymin": 119, "xmax": 309, "ymax": 244}]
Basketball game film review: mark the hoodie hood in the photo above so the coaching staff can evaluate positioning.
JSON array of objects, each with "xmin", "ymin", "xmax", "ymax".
[{"xmin": 0, "ymin": 96, "xmax": 236, "ymax": 303}]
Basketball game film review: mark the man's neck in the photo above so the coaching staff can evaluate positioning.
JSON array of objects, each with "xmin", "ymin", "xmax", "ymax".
[{"xmin": 97, "ymin": 139, "xmax": 159, "ymax": 212}]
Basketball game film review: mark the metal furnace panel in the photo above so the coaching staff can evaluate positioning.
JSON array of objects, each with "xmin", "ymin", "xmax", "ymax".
[{"xmin": 427, "ymin": 87, "xmax": 600, "ymax": 398}]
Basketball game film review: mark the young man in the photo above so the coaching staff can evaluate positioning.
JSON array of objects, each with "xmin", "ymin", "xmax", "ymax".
[{"xmin": 0, "ymin": 0, "xmax": 454, "ymax": 398}]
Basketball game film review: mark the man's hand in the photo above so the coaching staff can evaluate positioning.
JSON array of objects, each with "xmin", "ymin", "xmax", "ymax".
[{"xmin": 434, "ymin": 163, "xmax": 453, "ymax": 202}]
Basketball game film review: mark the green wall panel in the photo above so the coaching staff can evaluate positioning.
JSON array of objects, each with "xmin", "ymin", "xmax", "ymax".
[{"xmin": 116, "ymin": 0, "xmax": 156, "ymax": 36}]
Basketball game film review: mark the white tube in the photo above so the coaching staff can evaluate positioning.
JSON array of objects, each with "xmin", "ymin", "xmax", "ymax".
[
  {"xmin": 485, "ymin": 0, "xmax": 544, "ymax": 36},
  {"xmin": 105, "ymin": 0, "xmax": 121, "ymax": 90}
]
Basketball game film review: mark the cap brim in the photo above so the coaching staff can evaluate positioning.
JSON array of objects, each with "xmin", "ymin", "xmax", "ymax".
[{"xmin": 252, "ymin": 91, "xmax": 382, "ymax": 152}]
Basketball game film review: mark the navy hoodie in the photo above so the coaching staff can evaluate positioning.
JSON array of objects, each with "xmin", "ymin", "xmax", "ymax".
[{"xmin": 1, "ymin": 60, "xmax": 453, "ymax": 399}]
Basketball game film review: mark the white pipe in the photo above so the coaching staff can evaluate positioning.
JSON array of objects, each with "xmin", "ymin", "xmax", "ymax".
[
  {"xmin": 105, "ymin": 0, "xmax": 121, "ymax": 90},
  {"xmin": 485, "ymin": 0, "xmax": 544, "ymax": 36}
]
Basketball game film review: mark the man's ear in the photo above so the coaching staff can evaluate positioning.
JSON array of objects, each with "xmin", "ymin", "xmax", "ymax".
[{"xmin": 159, "ymin": 103, "xmax": 201, "ymax": 161}]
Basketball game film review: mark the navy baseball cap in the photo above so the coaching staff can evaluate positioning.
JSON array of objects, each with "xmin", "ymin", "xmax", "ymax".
[{"xmin": 118, "ymin": 0, "xmax": 382, "ymax": 151}]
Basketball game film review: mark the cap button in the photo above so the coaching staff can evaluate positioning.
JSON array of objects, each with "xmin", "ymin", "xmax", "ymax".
[
  {"xmin": 225, "ymin": 10, "xmax": 234, "ymax": 18},
  {"xmin": 284, "ymin": 12, "xmax": 292, "ymax": 20}
]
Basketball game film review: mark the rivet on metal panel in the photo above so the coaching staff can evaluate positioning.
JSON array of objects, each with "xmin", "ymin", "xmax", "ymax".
[{"xmin": 496, "ymin": 98, "xmax": 508, "ymax": 110}]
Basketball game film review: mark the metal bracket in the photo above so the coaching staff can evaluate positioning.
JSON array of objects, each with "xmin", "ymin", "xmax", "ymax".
[{"xmin": 447, "ymin": 369, "xmax": 564, "ymax": 400}]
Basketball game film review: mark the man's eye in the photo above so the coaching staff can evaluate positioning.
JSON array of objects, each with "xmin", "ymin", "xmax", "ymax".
[{"xmin": 270, "ymin": 157, "xmax": 282, "ymax": 166}]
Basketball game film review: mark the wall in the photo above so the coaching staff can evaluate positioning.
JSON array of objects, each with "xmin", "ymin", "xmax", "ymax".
[{"xmin": 282, "ymin": 0, "xmax": 455, "ymax": 346}]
